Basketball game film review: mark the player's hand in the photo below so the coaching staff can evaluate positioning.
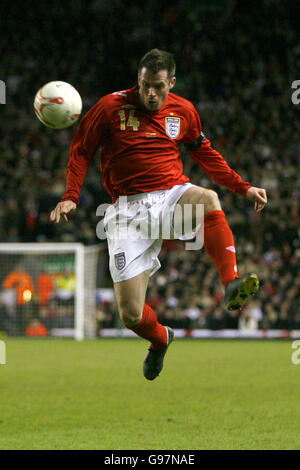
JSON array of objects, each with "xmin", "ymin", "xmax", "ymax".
[
  {"xmin": 246, "ymin": 187, "xmax": 268, "ymax": 212},
  {"xmin": 50, "ymin": 200, "xmax": 77, "ymax": 223}
]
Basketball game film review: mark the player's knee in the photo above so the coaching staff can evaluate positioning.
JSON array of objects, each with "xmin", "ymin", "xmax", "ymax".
[
  {"xmin": 118, "ymin": 302, "xmax": 142, "ymax": 327},
  {"xmin": 203, "ymin": 189, "xmax": 220, "ymax": 213}
]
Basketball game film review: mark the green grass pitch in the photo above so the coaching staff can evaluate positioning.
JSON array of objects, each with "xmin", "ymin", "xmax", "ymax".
[{"xmin": 0, "ymin": 337, "xmax": 299, "ymax": 450}]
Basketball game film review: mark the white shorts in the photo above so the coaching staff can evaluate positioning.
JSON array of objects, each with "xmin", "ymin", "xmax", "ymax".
[{"xmin": 103, "ymin": 183, "xmax": 198, "ymax": 283}]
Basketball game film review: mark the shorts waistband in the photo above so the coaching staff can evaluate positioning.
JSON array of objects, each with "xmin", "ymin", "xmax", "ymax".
[
  {"xmin": 114, "ymin": 183, "xmax": 193, "ymax": 204},
  {"xmin": 116, "ymin": 189, "xmax": 168, "ymax": 203}
]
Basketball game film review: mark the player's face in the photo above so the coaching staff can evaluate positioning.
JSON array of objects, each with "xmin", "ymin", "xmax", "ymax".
[{"xmin": 138, "ymin": 67, "xmax": 176, "ymax": 111}]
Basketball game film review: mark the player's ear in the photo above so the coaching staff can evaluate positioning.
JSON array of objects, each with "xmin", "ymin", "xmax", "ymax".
[{"xmin": 169, "ymin": 76, "xmax": 176, "ymax": 90}]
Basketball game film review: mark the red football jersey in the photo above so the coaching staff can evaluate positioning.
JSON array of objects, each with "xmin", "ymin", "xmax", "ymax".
[{"xmin": 62, "ymin": 86, "xmax": 251, "ymax": 204}]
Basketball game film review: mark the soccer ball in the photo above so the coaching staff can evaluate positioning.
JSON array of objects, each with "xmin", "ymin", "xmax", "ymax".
[{"xmin": 34, "ymin": 81, "xmax": 82, "ymax": 129}]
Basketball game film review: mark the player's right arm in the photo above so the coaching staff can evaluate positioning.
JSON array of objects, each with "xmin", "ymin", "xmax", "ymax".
[
  {"xmin": 50, "ymin": 97, "xmax": 109, "ymax": 223},
  {"xmin": 50, "ymin": 200, "xmax": 77, "ymax": 223}
]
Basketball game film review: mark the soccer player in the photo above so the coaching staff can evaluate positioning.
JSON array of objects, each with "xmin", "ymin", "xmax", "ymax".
[{"xmin": 50, "ymin": 49, "xmax": 267, "ymax": 380}]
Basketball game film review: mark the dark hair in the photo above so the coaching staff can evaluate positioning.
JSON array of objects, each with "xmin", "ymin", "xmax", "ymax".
[{"xmin": 138, "ymin": 49, "xmax": 176, "ymax": 80}]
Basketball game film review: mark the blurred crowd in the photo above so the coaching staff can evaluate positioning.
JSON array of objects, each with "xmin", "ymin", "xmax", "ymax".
[{"xmin": 1, "ymin": 0, "xmax": 299, "ymax": 332}]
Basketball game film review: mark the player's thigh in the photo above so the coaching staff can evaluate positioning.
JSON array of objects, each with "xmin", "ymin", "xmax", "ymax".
[
  {"xmin": 175, "ymin": 185, "xmax": 221, "ymax": 226},
  {"xmin": 114, "ymin": 269, "xmax": 151, "ymax": 326}
]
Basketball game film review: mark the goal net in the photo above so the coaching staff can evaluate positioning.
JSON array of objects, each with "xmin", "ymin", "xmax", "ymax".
[{"xmin": 0, "ymin": 243, "xmax": 104, "ymax": 340}]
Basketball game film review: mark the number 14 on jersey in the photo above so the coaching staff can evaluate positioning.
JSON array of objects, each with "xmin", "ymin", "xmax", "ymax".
[{"xmin": 118, "ymin": 109, "xmax": 140, "ymax": 131}]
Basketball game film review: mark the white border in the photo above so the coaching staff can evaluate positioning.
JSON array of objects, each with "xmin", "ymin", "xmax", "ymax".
[
  {"xmin": 49, "ymin": 328, "xmax": 300, "ymax": 339},
  {"xmin": 0, "ymin": 243, "xmax": 84, "ymax": 252}
]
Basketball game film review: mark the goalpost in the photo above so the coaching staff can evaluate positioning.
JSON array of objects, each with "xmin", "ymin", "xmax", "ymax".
[{"xmin": 0, "ymin": 243, "xmax": 104, "ymax": 340}]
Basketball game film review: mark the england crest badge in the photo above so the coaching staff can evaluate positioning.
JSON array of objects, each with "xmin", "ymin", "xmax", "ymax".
[
  {"xmin": 165, "ymin": 117, "xmax": 180, "ymax": 139},
  {"xmin": 115, "ymin": 252, "xmax": 126, "ymax": 270}
]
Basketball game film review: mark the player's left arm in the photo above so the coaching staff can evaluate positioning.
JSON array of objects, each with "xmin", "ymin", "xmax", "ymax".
[
  {"xmin": 244, "ymin": 186, "xmax": 267, "ymax": 212},
  {"xmin": 186, "ymin": 136, "xmax": 267, "ymax": 212},
  {"xmin": 183, "ymin": 106, "xmax": 267, "ymax": 212}
]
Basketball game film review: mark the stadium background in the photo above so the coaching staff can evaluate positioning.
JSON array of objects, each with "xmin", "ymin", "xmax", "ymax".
[{"xmin": 0, "ymin": 0, "xmax": 299, "ymax": 335}]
